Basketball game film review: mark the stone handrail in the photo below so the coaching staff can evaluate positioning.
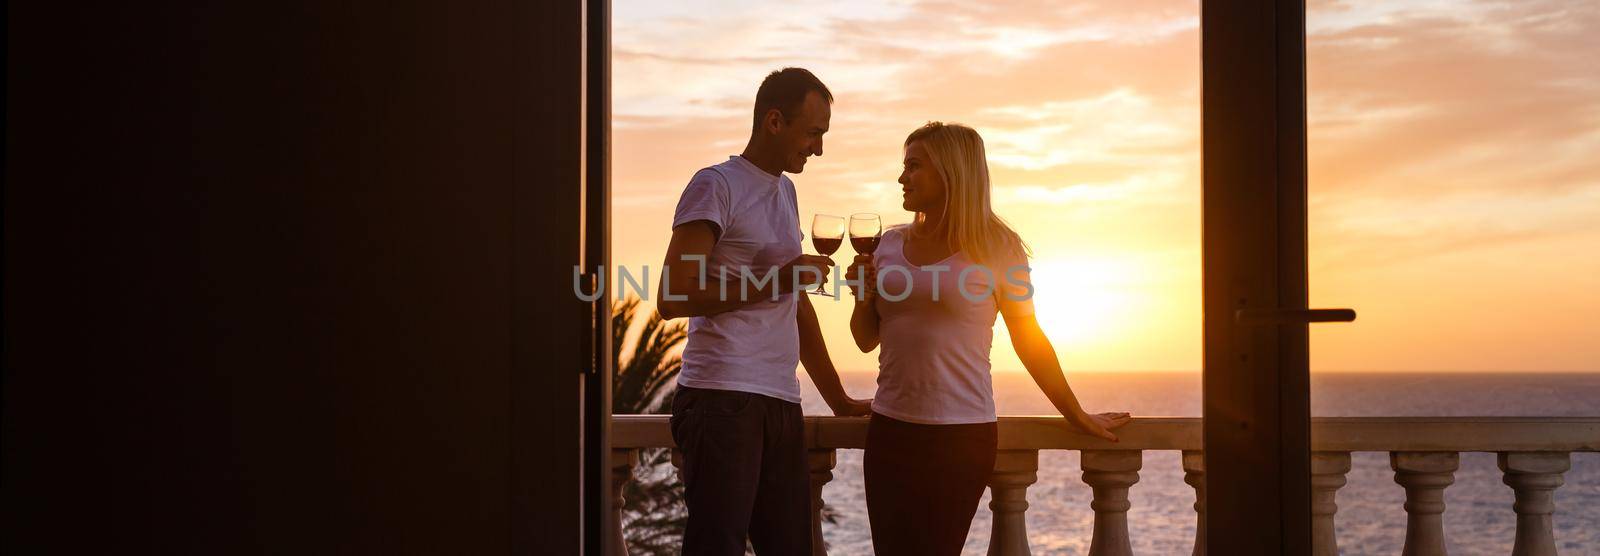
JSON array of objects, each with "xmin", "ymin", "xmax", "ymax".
[{"xmin": 609, "ymin": 416, "xmax": 1600, "ymax": 556}]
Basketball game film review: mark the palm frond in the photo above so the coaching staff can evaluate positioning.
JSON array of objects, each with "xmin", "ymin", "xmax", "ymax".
[{"xmin": 610, "ymin": 294, "xmax": 691, "ymax": 551}]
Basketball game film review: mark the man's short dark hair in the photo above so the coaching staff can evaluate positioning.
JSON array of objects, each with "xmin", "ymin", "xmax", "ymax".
[{"xmin": 752, "ymin": 67, "xmax": 833, "ymax": 132}]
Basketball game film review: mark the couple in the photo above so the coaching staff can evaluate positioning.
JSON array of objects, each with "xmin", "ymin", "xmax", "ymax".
[{"xmin": 656, "ymin": 68, "xmax": 1131, "ymax": 556}]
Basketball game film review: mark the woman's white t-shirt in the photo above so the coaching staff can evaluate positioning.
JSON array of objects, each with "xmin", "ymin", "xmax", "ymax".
[{"xmin": 870, "ymin": 226, "xmax": 1032, "ymax": 424}]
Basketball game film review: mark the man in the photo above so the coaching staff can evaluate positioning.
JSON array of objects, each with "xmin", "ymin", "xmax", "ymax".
[{"xmin": 656, "ymin": 67, "xmax": 870, "ymax": 556}]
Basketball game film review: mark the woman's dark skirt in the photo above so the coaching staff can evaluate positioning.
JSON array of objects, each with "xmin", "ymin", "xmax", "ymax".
[{"xmin": 863, "ymin": 411, "xmax": 998, "ymax": 556}]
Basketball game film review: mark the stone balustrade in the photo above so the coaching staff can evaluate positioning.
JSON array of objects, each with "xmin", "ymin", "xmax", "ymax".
[{"xmin": 608, "ymin": 417, "xmax": 1600, "ymax": 556}]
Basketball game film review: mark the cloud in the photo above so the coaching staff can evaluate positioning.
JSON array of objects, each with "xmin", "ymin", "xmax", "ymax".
[
  {"xmin": 977, "ymin": 88, "xmax": 1194, "ymax": 174},
  {"xmin": 1303, "ymin": 0, "xmax": 1600, "ymax": 268},
  {"xmin": 1307, "ymin": 0, "xmax": 1600, "ymax": 191}
]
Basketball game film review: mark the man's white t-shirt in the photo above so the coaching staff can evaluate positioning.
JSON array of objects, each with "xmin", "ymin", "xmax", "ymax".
[{"xmin": 670, "ymin": 155, "xmax": 803, "ymax": 403}]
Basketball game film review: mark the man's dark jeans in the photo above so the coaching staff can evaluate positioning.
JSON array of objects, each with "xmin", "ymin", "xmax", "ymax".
[{"xmin": 670, "ymin": 385, "xmax": 810, "ymax": 556}]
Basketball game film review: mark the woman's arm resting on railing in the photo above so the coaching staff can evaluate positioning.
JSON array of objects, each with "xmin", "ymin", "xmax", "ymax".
[{"xmin": 999, "ymin": 272, "xmax": 1130, "ymax": 441}]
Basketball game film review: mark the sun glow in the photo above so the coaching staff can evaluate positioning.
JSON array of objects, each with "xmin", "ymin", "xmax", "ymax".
[{"xmin": 1023, "ymin": 257, "xmax": 1140, "ymax": 348}]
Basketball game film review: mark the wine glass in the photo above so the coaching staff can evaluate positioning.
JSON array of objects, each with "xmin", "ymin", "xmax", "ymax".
[
  {"xmin": 848, "ymin": 214, "xmax": 883, "ymax": 300},
  {"xmin": 809, "ymin": 214, "xmax": 845, "ymax": 296},
  {"xmin": 849, "ymin": 213, "xmax": 882, "ymax": 256}
]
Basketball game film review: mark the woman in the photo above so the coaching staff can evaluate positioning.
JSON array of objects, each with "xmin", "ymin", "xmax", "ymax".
[{"xmin": 847, "ymin": 122, "xmax": 1131, "ymax": 555}]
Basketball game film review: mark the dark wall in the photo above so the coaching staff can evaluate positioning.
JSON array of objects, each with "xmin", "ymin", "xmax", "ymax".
[{"xmin": 4, "ymin": 2, "xmax": 586, "ymax": 553}]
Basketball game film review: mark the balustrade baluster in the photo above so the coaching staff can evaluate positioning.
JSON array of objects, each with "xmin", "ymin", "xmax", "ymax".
[
  {"xmin": 1498, "ymin": 452, "xmax": 1571, "ymax": 556},
  {"xmin": 1181, "ymin": 451, "xmax": 1204, "ymax": 556},
  {"xmin": 808, "ymin": 449, "xmax": 836, "ymax": 556},
  {"xmin": 987, "ymin": 450, "xmax": 1040, "ymax": 556},
  {"xmin": 669, "ymin": 448, "xmax": 683, "ymax": 481},
  {"xmin": 1311, "ymin": 452, "xmax": 1351, "ymax": 556},
  {"xmin": 1082, "ymin": 450, "xmax": 1142, "ymax": 556},
  {"xmin": 1392, "ymin": 451, "xmax": 1459, "ymax": 556},
  {"xmin": 608, "ymin": 448, "xmax": 639, "ymax": 556}
]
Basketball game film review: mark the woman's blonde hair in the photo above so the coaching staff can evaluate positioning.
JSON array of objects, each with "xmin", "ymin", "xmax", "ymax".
[{"xmin": 904, "ymin": 121, "xmax": 1029, "ymax": 265}]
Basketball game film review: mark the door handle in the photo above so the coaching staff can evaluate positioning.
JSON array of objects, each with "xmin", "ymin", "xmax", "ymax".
[{"xmin": 1235, "ymin": 308, "xmax": 1356, "ymax": 326}]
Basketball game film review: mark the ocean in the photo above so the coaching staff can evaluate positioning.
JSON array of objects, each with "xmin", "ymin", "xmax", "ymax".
[{"xmin": 796, "ymin": 371, "xmax": 1600, "ymax": 555}]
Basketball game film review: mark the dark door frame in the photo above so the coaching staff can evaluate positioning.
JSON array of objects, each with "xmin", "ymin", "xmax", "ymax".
[
  {"xmin": 1201, "ymin": 1, "xmax": 1316, "ymax": 553},
  {"xmin": 583, "ymin": 0, "xmax": 616, "ymax": 554},
  {"xmin": 531, "ymin": 0, "xmax": 612, "ymax": 553},
  {"xmin": 530, "ymin": 0, "xmax": 603, "ymax": 554}
]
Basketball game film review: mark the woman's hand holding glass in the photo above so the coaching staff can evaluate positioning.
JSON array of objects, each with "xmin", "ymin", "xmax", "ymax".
[
  {"xmin": 845, "ymin": 255, "xmax": 877, "ymax": 301},
  {"xmin": 844, "ymin": 213, "xmax": 882, "ymax": 301}
]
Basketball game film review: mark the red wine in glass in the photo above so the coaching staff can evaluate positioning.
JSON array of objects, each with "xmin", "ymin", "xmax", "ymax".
[
  {"xmin": 813, "ymin": 237, "xmax": 843, "ymax": 255},
  {"xmin": 849, "ymin": 213, "xmax": 883, "ymax": 255},
  {"xmin": 849, "ymin": 235, "xmax": 879, "ymax": 254},
  {"xmin": 809, "ymin": 214, "xmax": 845, "ymax": 296},
  {"xmin": 847, "ymin": 214, "xmax": 883, "ymax": 299}
]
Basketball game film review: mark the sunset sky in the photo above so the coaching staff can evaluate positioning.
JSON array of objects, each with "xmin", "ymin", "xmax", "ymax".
[{"xmin": 609, "ymin": 0, "xmax": 1600, "ymax": 373}]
